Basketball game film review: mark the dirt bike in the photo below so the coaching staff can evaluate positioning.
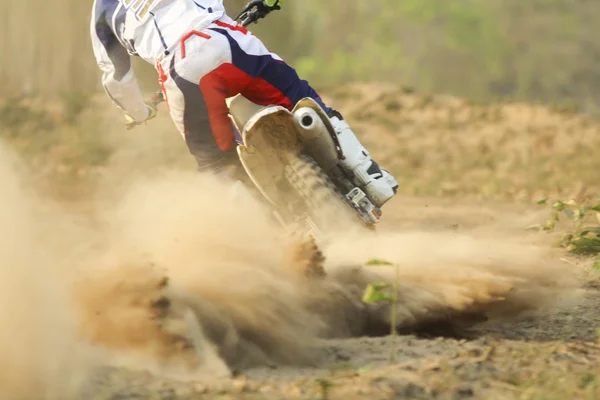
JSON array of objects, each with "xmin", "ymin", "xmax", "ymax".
[{"xmin": 148, "ymin": 1, "xmax": 386, "ymax": 241}]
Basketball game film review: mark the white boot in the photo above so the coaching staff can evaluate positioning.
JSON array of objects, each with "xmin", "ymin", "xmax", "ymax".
[{"xmin": 329, "ymin": 115, "xmax": 398, "ymax": 207}]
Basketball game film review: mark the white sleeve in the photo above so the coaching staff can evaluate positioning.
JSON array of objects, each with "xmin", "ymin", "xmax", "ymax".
[{"xmin": 90, "ymin": 7, "xmax": 149, "ymax": 122}]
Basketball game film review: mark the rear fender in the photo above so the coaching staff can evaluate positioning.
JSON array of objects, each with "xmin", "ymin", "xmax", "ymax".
[
  {"xmin": 233, "ymin": 102, "xmax": 303, "ymax": 206},
  {"xmin": 226, "ymin": 95, "xmax": 344, "ymax": 205},
  {"xmin": 226, "ymin": 94, "xmax": 263, "ymax": 138}
]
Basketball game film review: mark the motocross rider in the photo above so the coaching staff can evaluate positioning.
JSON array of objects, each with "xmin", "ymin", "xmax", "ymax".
[{"xmin": 90, "ymin": 0, "xmax": 399, "ymax": 207}]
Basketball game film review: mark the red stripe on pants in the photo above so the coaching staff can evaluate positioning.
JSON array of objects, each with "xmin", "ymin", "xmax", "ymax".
[
  {"xmin": 156, "ymin": 62, "xmax": 170, "ymax": 111},
  {"xmin": 199, "ymin": 63, "xmax": 294, "ymax": 152}
]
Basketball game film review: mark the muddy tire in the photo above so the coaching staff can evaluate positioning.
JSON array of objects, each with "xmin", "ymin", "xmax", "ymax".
[{"xmin": 284, "ymin": 154, "xmax": 368, "ymax": 232}]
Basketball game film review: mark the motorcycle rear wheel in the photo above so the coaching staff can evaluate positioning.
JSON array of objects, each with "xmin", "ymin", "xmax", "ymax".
[{"xmin": 283, "ymin": 154, "xmax": 374, "ymax": 233}]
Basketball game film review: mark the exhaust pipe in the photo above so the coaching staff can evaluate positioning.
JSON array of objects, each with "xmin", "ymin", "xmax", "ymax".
[
  {"xmin": 293, "ymin": 108, "xmax": 339, "ymax": 171},
  {"xmin": 294, "ymin": 108, "xmax": 322, "ymax": 138}
]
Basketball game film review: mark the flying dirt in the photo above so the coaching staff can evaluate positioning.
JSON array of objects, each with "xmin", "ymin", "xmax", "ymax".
[
  {"xmin": 0, "ymin": 131, "xmax": 587, "ymax": 399},
  {"xmin": 0, "ymin": 142, "xmax": 95, "ymax": 400},
  {"xmin": 1, "ymin": 83, "xmax": 599, "ymax": 398}
]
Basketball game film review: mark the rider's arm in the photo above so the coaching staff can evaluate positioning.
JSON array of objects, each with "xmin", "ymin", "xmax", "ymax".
[{"xmin": 90, "ymin": 11, "xmax": 149, "ymax": 122}]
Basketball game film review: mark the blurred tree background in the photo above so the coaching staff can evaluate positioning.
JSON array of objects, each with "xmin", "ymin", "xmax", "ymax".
[{"xmin": 3, "ymin": 0, "xmax": 600, "ymax": 110}]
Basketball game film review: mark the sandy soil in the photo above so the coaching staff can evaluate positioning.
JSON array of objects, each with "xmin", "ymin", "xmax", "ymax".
[
  {"xmin": 66, "ymin": 195, "xmax": 600, "ymax": 399},
  {"xmin": 1, "ymin": 84, "xmax": 599, "ymax": 400}
]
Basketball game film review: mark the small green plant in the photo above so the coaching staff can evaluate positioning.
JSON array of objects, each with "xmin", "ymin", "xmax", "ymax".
[
  {"xmin": 384, "ymin": 99, "xmax": 402, "ymax": 111},
  {"xmin": 315, "ymin": 378, "xmax": 333, "ymax": 400},
  {"xmin": 60, "ymin": 91, "xmax": 92, "ymax": 125},
  {"xmin": 535, "ymin": 198, "xmax": 600, "ymax": 256},
  {"xmin": 0, "ymin": 97, "xmax": 54, "ymax": 133},
  {"xmin": 356, "ymin": 364, "xmax": 373, "ymax": 375},
  {"xmin": 593, "ymin": 258, "xmax": 600, "ymax": 271},
  {"xmin": 579, "ymin": 372, "xmax": 595, "ymax": 390},
  {"xmin": 361, "ymin": 258, "xmax": 399, "ymax": 364}
]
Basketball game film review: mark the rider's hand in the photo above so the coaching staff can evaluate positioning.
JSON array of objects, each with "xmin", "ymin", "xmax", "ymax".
[
  {"xmin": 263, "ymin": 0, "xmax": 283, "ymax": 10},
  {"xmin": 124, "ymin": 102, "xmax": 158, "ymax": 130}
]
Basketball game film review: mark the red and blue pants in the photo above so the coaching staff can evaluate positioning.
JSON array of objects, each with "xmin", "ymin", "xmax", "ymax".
[{"xmin": 156, "ymin": 15, "xmax": 332, "ymax": 170}]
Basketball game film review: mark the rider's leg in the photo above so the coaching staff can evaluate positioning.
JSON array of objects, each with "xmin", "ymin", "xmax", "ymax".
[
  {"xmin": 156, "ymin": 33, "xmax": 244, "ymax": 175},
  {"xmin": 326, "ymin": 110, "xmax": 398, "ymax": 207},
  {"xmin": 205, "ymin": 16, "xmax": 398, "ymax": 207}
]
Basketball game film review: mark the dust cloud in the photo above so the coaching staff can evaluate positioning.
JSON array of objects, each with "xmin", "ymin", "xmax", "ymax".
[
  {"xmin": 0, "ymin": 142, "xmax": 94, "ymax": 400},
  {"xmin": 320, "ymin": 230, "xmax": 579, "ymax": 336},
  {"xmin": 85, "ymin": 162, "xmax": 578, "ymax": 368},
  {"xmin": 88, "ymin": 170, "xmax": 327, "ymax": 372},
  {"xmin": 0, "ymin": 134, "xmax": 580, "ymax": 394}
]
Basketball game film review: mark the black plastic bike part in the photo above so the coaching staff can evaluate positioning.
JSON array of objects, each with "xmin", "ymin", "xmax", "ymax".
[{"xmin": 235, "ymin": 0, "xmax": 280, "ymax": 27}]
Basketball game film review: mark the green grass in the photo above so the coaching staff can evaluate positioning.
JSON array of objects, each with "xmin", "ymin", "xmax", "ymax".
[
  {"xmin": 532, "ymin": 198, "xmax": 600, "ymax": 257},
  {"xmin": 6, "ymin": 0, "xmax": 600, "ymax": 114}
]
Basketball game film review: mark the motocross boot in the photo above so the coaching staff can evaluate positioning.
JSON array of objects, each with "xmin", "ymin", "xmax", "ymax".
[{"xmin": 328, "ymin": 111, "xmax": 399, "ymax": 207}]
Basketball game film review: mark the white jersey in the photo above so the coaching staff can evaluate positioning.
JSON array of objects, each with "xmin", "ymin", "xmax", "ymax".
[{"xmin": 90, "ymin": 0, "xmax": 225, "ymax": 121}]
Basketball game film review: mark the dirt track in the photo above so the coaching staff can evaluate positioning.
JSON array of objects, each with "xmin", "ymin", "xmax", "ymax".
[
  {"xmin": 1, "ymin": 84, "xmax": 599, "ymax": 399},
  {"xmin": 77, "ymin": 197, "xmax": 600, "ymax": 400}
]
